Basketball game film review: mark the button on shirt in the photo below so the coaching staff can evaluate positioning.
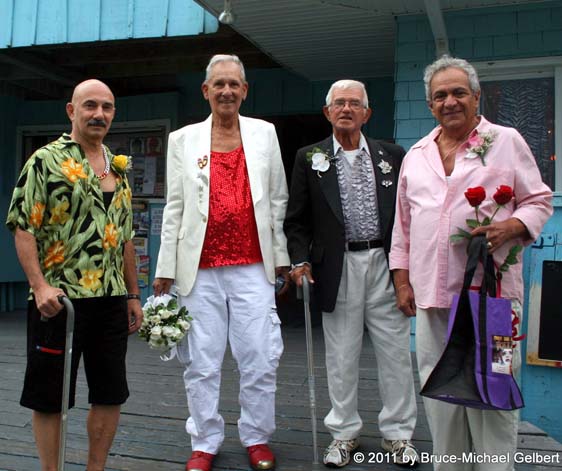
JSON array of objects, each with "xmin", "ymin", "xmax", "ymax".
[{"xmin": 389, "ymin": 116, "xmax": 552, "ymax": 308}]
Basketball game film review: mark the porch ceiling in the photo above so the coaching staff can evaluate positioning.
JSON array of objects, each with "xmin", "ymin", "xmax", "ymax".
[
  {"xmin": 0, "ymin": 26, "xmax": 279, "ymax": 100},
  {"xmin": 194, "ymin": 0, "xmax": 550, "ymax": 80}
]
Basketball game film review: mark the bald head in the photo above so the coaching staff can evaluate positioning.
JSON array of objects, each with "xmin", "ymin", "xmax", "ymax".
[
  {"xmin": 67, "ymin": 79, "xmax": 116, "ymax": 145},
  {"xmin": 71, "ymin": 79, "xmax": 114, "ymax": 104}
]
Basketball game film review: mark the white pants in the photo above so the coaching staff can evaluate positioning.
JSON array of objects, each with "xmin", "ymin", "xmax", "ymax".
[
  {"xmin": 322, "ymin": 248, "xmax": 417, "ymax": 440},
  {"xmin": 416, "ymin": 302, "xmax": 522, "ymax": 471},
  {"xmin": 176, "ymin": 263, "xmax": 283, "ymax": 454}
]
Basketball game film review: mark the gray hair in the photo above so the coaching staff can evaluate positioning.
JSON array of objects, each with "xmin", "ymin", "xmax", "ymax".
[
  {"xmin": 325, "ymin": 80, "xmax": 369, "ymax": 108},
  {"xmin": 423, "ymin": 55, "xmax": 480, "ymax": 102},
  {"xmin": 205, "ymin": 54, "xmax": 246, "ymax": 82}
]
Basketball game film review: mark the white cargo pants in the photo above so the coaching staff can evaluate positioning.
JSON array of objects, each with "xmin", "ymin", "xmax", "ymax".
[{"xmin": 176, "ymin": 263, "xmax": 284, "ymax": 454}]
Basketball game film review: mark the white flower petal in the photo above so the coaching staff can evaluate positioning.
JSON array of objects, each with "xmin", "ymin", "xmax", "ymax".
[{"xmin": 312, "ymin": 159, "xmax": 330, "ymax": 172}]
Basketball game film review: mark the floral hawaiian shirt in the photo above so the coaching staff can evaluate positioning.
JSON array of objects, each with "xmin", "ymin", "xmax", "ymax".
[{"xmin": 6, "ymin": 134, "xmax": 134, "ymax": 298}]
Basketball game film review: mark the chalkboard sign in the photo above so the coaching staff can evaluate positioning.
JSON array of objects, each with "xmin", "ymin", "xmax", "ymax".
[{"xmin": 538, "ymin": 260, "xmax": 562, "ymax": 361}]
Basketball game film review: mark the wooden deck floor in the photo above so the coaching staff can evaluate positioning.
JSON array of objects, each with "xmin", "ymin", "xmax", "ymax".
[{"xmin": 1, "ymin": 308, "xmax": 561, "ymax": 471}]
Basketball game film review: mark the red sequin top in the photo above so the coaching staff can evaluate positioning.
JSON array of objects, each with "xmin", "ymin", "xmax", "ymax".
[{"xmin": 199, "ymin": 145, "xmax": 263, "ymax": 269}]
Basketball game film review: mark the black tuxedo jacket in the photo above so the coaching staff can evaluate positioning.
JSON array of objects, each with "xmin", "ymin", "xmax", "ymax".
[{"xmin": 284, "ymin": 136, "xmax": 405, "ymax": 312}]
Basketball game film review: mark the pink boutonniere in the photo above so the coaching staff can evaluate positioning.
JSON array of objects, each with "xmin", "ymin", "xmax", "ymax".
[{"xmin": 465, "ymin": 130, "xmax": 496, "ymax": 166}]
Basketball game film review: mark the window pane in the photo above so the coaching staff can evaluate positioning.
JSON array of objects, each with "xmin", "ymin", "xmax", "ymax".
[{"xmin": 481, "ymin": 78, "xmax": 555, "ymax": 189}]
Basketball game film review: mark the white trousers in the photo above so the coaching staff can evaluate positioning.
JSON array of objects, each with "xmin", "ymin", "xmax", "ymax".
[
  {"xmin": 416, "ymin": 302, "xmax": 522, "ymax": 471},
  {"xmin": 176, "ymin": 263, "xmax": 283, "ymax": 454},
  {"xmin": 322, "ymin": 248, "xmax": 417, "ymax": 440}
]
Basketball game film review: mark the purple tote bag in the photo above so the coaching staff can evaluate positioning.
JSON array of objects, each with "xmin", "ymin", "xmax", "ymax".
[{"xmin": 420, "ymin": 235, "xmax": 524, "ymax": 411}]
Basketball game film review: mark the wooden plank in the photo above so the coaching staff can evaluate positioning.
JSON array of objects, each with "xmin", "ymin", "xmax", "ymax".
[
  {"xmin": 68, "ymin": 0, "xmax": 101, "ymax": 43},
  {"xmin": 100, "ymin": 0, "xmax": 130, "ymax": 41},
  {"xmin": 132, "ymin": 0, "xmax": 168, "ymax": 38},
  {"xmin": 10, "ymin": 0, "xmax": 38, "ymax": 47},
  {"xmin": 167, "ymin": 0, "xmax": 203, "ymax": 36},
  {"xmin": 35, "ymin": 0, "xmax": 67, "ymax": 45},
  {"xmin": 0, "ymin": 0, "xmax": 14, "ymax": 48}
]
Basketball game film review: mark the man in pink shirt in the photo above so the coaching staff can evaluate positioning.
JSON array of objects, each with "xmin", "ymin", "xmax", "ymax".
[{"xmin": 390, "ymin": 56, "xmax": 552, "ymax": 470}]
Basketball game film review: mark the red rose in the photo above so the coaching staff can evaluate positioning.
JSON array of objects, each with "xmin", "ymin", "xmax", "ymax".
[
  {"xmin": 464, "ymin": 186, "xmax": 486, "ymax": 207},
  {"xmin": 493, "ymin": 185, "xmax": 514, "ymax": 205}
]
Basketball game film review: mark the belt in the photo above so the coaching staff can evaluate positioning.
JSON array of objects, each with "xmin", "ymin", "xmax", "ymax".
[{"xmin": 345, "ymin": 239, "xmax": 383, "ymax": 252}]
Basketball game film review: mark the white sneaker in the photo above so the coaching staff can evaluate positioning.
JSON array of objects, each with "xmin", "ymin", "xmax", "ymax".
[
  {"xmin": 323, "ymin": 438, "xmax": 360, "ymax": 468},
  {"xmin": 381, "ymin": 439, "xmax": 419, "ymax": 467}
]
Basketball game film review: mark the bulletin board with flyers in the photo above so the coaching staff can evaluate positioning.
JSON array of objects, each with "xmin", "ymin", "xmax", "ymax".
[
  {"xmin": 17, "ymin": 120, "xmax": 169, "ymax": 200},
  {"xmin": 103, "ymin": 126, "xmax": 168, "ymax": 199}
]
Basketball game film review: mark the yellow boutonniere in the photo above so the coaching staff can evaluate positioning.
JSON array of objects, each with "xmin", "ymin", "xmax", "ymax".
[{"xmin": 111, "ymin": 154, "xmax": 132, "ymax": 174}]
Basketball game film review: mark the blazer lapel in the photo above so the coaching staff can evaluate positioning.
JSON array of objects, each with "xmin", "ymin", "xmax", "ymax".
[
  {"xmin": 317, "ymin": 137, "xmax": 344, "ymax": 226},
  {"xmin": 240, "ymin": 115, "xmax": 263, "ymax": 204},
  {"xmin": 367, "ymin": 139, "xmax": 396, "ymax": 237},
  {"xmin": 188, "ymin": 115, "xmax": 212, "ymax": 217}
]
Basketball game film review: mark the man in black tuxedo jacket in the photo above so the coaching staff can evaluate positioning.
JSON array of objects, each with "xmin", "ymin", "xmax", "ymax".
[{"xmin": 284, "ymin": 80, "xmax": 419, "ymax": 468}]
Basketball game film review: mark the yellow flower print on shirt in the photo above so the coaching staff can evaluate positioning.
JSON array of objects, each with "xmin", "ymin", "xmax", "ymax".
[
  {"xmin": 44, "ymin": 241, "xmax": 65, "ymax": 268},
  {"xmin": 61, "ymin": 158, "xmax": 88, "ymax": 183},
  {"xmin": 79, "ymin": 268, "xmax": 103, "ymax": 291},
  {"xmin": 114, "ymin": 187, "xmax": 132, "ymax": 209},
  {"xmin": 48, "ymin": 200, "xmax": 70, "ymax": 225},
  {"xmin": 103, "ymin": 223, "xmax": 118, "ymax": 250},
  {"xmin": 30, "ymin": 202, "xmax": 45, "ymax": 229}
]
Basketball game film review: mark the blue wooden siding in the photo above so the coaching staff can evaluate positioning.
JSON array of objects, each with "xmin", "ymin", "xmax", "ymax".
[
  {"xmin": 0, "ymin": 0, "xmax": 218, "ymax": 48},
  {"xmin": 394, "ymin": 1, "xmax": 562, "ymax": 150},
  {"xmin": 394, "ymin": 1, "xmax": 562, "ymax": 442}
]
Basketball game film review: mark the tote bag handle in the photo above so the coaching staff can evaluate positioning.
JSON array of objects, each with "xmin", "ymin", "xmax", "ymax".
[{"xmin": 461, "ymin": 235, "xmax": 497, "ymax": 298}]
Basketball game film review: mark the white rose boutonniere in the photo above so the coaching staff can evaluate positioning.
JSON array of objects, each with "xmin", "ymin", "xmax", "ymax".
[{"xmin": 306, "ymin": 147, "xmax": 337, "ymax": 177}]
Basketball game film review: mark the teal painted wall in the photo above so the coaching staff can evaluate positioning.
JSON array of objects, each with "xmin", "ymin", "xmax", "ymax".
[
  {"xmin": 521, "ymin": 197, "xmax": 562, "ymax": 441},
  {"xmin": 394, "ymin": 1, "xmax": 562, "ymax": 442},
  {"xmin": 0, "ymin": 0, "xmax": 218, "ymax": 48}
]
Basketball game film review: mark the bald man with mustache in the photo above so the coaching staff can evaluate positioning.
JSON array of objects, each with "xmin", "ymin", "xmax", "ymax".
[{"xmin": 6, "ymin": 79, "xmax": 142, "ymax": 471}]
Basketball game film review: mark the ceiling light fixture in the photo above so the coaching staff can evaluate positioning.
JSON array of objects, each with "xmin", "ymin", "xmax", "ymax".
[{"xmin": 218, "ymin": 0, "xmax": 236, "ymax": 25}]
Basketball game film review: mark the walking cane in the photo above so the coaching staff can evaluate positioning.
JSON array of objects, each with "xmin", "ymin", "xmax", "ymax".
[
  {"xmin": 57, "ymin": 296, "xmax": 75, "ymax": 471},
  {"xmin": 297, "ymin": 276, "xmax": 320, "ymax": 466}
]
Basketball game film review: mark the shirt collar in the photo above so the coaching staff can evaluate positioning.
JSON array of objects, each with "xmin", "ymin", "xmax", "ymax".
[
  {"xmin": 332, "ymin": 133, "xmax": 370, "ymax": 157},
  {"xmin": 415, "ymin": 115, "xmax": 491, "ymax": 150}
]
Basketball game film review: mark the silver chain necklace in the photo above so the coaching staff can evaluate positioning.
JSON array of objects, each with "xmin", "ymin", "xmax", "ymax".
[{"xmin": 97, "ymin": 146, "xmax": 110, "ymax": 180}]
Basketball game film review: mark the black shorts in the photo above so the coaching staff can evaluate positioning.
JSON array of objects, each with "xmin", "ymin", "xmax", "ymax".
[{"xmin": 20, "ymin": 296, "xmax": 130, "ymax": 413}]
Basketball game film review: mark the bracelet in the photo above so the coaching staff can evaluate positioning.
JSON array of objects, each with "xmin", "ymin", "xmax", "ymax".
[
  {"xmin": 396, "ymin": 284, "xmax": 410, "ymax": 291},
  {"xmin": 127, "ymin": 293, "xmax": 141, "ymax": 300}
]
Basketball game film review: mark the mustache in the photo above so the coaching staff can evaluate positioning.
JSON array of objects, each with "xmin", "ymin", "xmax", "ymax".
[{"xmin": 87, "ymin": 119, "xmax": 107, "ymax": 127}]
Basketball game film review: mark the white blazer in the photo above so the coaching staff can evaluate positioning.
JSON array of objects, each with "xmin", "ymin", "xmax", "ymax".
[{"xmin": 155, "ymin": 114, "xmax": 291, "ymax": 296}]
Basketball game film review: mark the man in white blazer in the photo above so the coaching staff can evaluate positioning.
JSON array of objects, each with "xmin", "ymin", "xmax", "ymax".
[{"xmin": 153, "ymin": 55, "xmax": 290, "ymax": 471}]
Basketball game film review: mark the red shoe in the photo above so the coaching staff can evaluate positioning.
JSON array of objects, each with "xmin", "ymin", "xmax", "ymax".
[
  {"xmin": 247, "ymin": 444, "xmax": 275, "ymax": 470},
  {"xmin": 186, "ymin": 450, "xmax": 215, "ymax": 471}
]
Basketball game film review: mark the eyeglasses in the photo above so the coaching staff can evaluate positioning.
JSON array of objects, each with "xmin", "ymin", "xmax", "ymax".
[{"xmin": 330, "ymin": 99, "xmax": 365, "ymax": 111}]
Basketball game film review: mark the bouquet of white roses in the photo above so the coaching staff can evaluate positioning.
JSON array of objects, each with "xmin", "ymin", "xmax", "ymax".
[{"xmin": 138, "ymin": 294, "xmax": 192, "ymax": 352}]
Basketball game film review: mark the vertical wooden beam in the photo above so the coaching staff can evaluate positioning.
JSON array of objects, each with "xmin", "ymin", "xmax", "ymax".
[{"xmin": 423, "ymin": 0, "xmax": 449, "ymax": 57}]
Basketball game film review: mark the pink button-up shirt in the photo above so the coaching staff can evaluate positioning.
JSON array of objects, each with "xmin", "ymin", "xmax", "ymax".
[{"xmin": 389, "ymin": 116, "xmax": 552, "ymax": 309}]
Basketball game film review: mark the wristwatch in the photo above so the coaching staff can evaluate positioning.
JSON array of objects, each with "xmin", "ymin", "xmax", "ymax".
[{"xmin": 127, "ymin": 293, "xmax": 141, "ymax": 300}]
